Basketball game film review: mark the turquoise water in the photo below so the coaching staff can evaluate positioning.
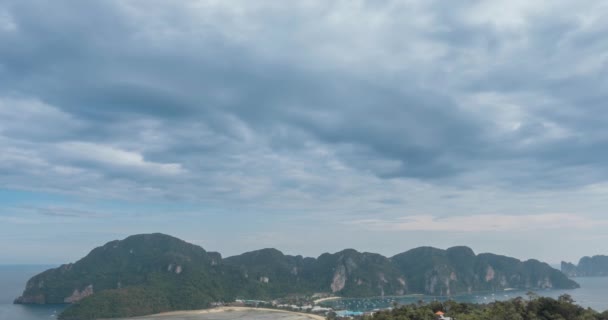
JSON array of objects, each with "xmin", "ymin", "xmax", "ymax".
[
  {"xmin": 321, "ymin": 277, "xmax": 608, "ymax": 313},
  {"xmin": 2, "ymin": 266, "xmax": 608, "ymax": 319}
]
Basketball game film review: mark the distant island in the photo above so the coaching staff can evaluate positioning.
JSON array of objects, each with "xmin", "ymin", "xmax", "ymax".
[
  {"xmin": 562, "ymin": 255, "xmax": 608, "ymax": 277},
  {"xmin": 14, "ymin": 233, "xmax": 579, "ymax": 319}
]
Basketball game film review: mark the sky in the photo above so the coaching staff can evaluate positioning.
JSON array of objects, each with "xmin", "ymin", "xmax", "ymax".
[{"xmin": 1, "ymin": 0, "xmax": 608, "ymax": 265}]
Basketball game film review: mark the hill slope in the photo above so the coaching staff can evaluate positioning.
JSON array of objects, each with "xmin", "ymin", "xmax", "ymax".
[
  {"xmin": 15, "ymin": 233, "xmax": 579, "ymax": 319},
  {"xmin": 15, "ymin": 233, "xmax": 242, "ymax": 319},
  {"xmin": 562, "ymin": 255, "xmax": 608, "ymax": 277}
]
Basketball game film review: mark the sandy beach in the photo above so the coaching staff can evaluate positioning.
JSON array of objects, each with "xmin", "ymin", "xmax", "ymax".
[
  {"xmin": 118, "ymin": 306, "xmax": 326, "ymax": 320},
  {"xmin": 313, "ymin": 296, "xmax": 342, "ymax": 304}
]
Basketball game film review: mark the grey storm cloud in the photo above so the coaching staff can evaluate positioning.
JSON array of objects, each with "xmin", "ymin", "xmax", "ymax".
[{"xmin": 1, "ymin": 0, "xmax": 608, "ymax": 201}]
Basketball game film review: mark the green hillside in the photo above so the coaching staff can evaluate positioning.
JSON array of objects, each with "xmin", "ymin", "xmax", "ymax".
[{"xmin": 14, "ymin": 233, "xmax": 579, "ymax": 319}]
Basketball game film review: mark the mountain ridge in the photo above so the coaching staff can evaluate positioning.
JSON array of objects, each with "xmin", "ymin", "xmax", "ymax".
[{"xmin": 14, "ymin": 233, "xmax": 579, "ymax": 319}]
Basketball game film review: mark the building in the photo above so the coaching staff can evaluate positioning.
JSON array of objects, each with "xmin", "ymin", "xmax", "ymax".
[{"xmin": 435, "ymin": 311, "xmax": 453, "ymax": 320}]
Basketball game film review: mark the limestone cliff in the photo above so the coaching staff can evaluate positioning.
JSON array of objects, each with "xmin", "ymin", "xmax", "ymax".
[
  {"xmin": 562, "ymin": 255, "xmax": 608, "ymax": 277},
  {"xmin": 15, "ymin": 233, "xmax": 580, "ymax": 320}
]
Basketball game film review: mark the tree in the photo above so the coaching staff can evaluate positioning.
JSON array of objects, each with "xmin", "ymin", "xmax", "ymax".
[
  {"xmin": 526, "ymin": 291, "xmax": 539, "ymax": 301},
  {"xmin": 558, "ymin": 293, "xmax": 574, "ymax": 304}
]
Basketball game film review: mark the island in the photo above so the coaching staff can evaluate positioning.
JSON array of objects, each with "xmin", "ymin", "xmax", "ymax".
[
  {"xmin": 15, "ymin": 233, "xmax": 579, "ymax": 319},
  {"xmin": 562, "ymin": 255, "xmax": 608, "ymax": 277}
]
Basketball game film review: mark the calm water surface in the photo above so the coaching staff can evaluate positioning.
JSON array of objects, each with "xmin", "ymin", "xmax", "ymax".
[
  {"xmin": 322, "ymin": 277, "xmax": 608, "ymax": 313},
  {"xmin": 2, "ymin": 266, "xmax": 608, "ymax": 319},
  {"xmin": 0, "ymin": 265, "xmax": 66, "ymax": 320}
]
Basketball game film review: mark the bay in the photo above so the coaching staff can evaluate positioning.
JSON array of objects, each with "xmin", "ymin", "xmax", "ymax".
[
  {"xmin": 321, "ymin": 277, "xmax": 608, "ymax": 313},
  {"xmin": 0, "ymin": 265, "xmax": 66, "ymax": 320}
]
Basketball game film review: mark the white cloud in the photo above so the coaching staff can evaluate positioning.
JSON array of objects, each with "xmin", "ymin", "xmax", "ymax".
[
  {"xmin": 464, "ymin": 0, "xmax": 544, "ymax": 29},
  {"xmin": 0, "ymin": 9, "xmax": 16, "ymax": 32},
  {"xmin": 348, "ymin": 213, "xmax": 605, "ymax": 232},
  {"xmin": 57, "ymin": 142, "xmax": 184, "ymax": 176},
  {"xmin": 0, "ymin": 97, "xmax": 82, "ymax": 138}
]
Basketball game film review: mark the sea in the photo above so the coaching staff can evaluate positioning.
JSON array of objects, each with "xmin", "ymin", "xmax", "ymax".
[
  {"xmin": 320, "ymin": 277, "xmax": 608, "ymax": 313},
  {"xmin": 1, "ymin": 265, "xmax": 608, "ymax": 320},
  {"xmin": 0, "ymin": 265, "xmax": 66, "ymax": 320}
]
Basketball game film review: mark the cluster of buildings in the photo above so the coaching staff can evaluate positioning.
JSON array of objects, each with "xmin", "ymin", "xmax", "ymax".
[
  {"xmin": 218, "ymin": 298, "xmax": 452, "ymax": 319},
  {"xmin": 225, "ymin": 298, "xmax": 377, "ymax": 318},
  {"xmin": 274, "ymin": 304, "xmax": 333, "ymax": 313}
]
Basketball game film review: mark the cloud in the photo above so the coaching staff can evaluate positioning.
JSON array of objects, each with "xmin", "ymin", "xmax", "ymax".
[
  {"xmin": 0, "ymin": 97, "xmax": 83, "ymax": 140},
  {"xmin": 0, "ymin": 0, "xmax": 604, "ymax": 206},
  {"xmin": 0, "ymin": 8, "xmax": 16, "ymax": 32},
  {"xmin": 3, "ymin": 2, "xmax": 603, "ymax": 188},
  {"xmin": 0, "ymin": 1, "xmax": 608, "ymax": 264},
  {"xmin": 27, "ymin": 205, "xmax": 109, "ymax": 218},
  {"xmin": 348, "ymin": 213, "xmax": 607, "ymax": 232},
  {"xmin": 57, "ymin": 142, "xmax": 184, "ymax": 176}
]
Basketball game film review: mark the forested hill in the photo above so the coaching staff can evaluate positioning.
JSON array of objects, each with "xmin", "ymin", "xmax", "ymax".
[
  {"xmin": 15, "ymin": 233, "xmax": 579, "ymax": 319},
  {"xmin": 562, "ymin": 255, "xmax": 608, "ymax": 277}
]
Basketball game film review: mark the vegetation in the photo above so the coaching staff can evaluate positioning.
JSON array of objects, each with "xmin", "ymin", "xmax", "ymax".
[
  {"xmin": 364, "ymin": 295, "xmax": 608, "ymax": 320},
  {"xmin": 58, "ymin": 287, "xmax": 170, "ymax": 320},
  {"xmin": 227, "ymin": 245, "xmax": 578, "ymax": 298},
  {"xmin": 562, "ymin": 256, "xmax": 608, "ymax": 277},
  {"xmin": 391, "ymin": 247, "xmax": 578, "ymax": 295},
  {"xmin": 13, "ymin": 233, "xmax": 581, "ymax": 319}
]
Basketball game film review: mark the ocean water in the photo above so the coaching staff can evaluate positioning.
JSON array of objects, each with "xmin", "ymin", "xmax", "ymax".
[
  {"xmin": 0, "ymin": 265, "xmax": 66, "ymax": 320},
  {"xmin": 1, "ymin": 266, "xmax": 608, "ymax": 319},
  {"xmin": 321, "ymin": 277, "xmax": 608, "ymax": 313}
]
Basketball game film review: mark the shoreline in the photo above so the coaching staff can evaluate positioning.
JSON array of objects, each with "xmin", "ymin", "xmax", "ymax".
[
  {"xmin": 313, "ymin": 296, "xmax": 342, "ymax": 304},
  {"xmin": 132, "ymin": 306, "xmax": 326, "ymax": 320}
]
